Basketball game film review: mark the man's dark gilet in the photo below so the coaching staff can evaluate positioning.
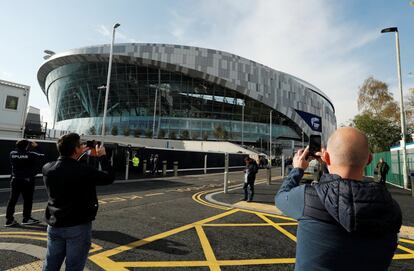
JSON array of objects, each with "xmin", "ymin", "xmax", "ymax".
[{"xmin": 303, "ymin": 184, "xmax": 337, "ymax": 224}]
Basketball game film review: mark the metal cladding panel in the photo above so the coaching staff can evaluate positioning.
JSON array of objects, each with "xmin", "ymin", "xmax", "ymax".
[{"xmin": 37, "ymin": 43, "xmax": 337, "ymax": 138}]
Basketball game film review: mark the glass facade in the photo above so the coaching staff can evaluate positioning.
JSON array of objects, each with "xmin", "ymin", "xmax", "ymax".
[{"xmin": 46, "ymin": 62, "xmax": 302, "ymax": 142}]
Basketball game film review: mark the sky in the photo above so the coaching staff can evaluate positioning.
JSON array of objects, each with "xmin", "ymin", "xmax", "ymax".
[{"xmin": 0, "ymin": 0, "xmax": 413, "ymax": 126}]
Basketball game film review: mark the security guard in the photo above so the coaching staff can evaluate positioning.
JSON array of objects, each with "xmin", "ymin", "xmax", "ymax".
[
  {"xmin": 132, "ymin": 155, "xmax": 140, "ymax": 167},
  {"xmin": 5, "ymin": 140, "xmax": 44, "ymax": 227}
]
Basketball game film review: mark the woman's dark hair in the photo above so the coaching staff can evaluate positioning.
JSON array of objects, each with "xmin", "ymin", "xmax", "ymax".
[{"xmin": 57, "ymin": 133, "xmax": 81, "ymax": 157}]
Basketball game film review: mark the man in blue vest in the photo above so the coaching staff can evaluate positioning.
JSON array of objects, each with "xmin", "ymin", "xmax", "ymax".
[{"xmin": 275, "ymin": 127, "xmax": 401, "ymax": 271}]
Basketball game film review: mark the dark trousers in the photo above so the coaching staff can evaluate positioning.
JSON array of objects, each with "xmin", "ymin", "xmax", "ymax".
[
  {"xmin": 379, "ymin": 174, "xmax": 387, "ymax": 185},
  {"xmin": 243, "ymin": 181, "xmax": 255, "ymax": 200},
  {"xmin": 6, "ymin": 178, "xmax": 35, "ymax": 221}
]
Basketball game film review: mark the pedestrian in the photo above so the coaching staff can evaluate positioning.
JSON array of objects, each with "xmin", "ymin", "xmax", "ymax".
[
  {"xmin": 149, "ymin": 154, "xmax": 154, "ymax": 174},
  {"xmin": 132, "ymin": 154, "xmax": 140, "ymax": 168},
  {"xmin": 153, "ymin": 154, "xmax": 159, "ymax": 175},
  {"xmin": 376, "ymin": 158, "xmax": 390, "ymax": 185},
  {"xmin": 5, "ymin": 140, "xmax": 44, "ymax": 227},
  {"xmin": 42, "ymin": 133, "xmax": 115, "ymax": 271},
  {"xmin": 275, "ymin": 127, "xmax": 401, "ymax": 271},
  {"xmin": 243, "ymin": 157, "xmax": 258, "ymax": 202}
]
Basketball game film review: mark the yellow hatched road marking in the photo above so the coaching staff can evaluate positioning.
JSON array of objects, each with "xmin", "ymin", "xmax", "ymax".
[
  {"xmin": 204, "ymin": 223, "xmax": 270, "ymax": 227},
  {"xmin": 238, "ymin": 208, "xmax": 297, "ymax": 221},
  {"xmin": 218, "ymin": 258, "xmax": 296, "ymax": 265},
  {"xmin": 195, "ymin": 225, "xmax": 221, "ymax": 271},
  {"xmin": 400, "ymin": 238, "xmax": 414, "ymax": 245},
  {"xmin": 257, "ymin": 213, "xmax": 297, "ymax": 242}
]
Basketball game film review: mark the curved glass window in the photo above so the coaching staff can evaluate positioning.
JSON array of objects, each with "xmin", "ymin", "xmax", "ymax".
[{"xmin": 46, "ymin": 62, "xmax": 303, "ymax": 142}]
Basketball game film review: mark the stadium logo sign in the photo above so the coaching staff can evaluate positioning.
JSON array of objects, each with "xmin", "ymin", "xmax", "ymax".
[{"xmin": 295, "ymin": 110, "xmax": 322, "ymax": 132}]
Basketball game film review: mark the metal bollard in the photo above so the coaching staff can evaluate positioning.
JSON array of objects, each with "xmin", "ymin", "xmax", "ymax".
[
  {"xmin": 281, "ymin": 154, "xmax": 285, "ymax": 177},
  {"xmin": 204, "ymin": 154, "xmax": 208, "ymax": 174},
  {"xmin": 125, "ymin": 150, "xmax": 130, "ymax": 180},
  {"xmin": 267, "ymin": 166, "xmax": 271, "ymax": 185},
  {"xmin": 173, "ymin": 161, "xmax": 178, "ymax": 176},
  {"xmin": 162, "ymin": 160, "xmax": 167, "ymax": 176},
  {"xmin": 224, "ymin": 153, "xmax": 229, "ymax": 193},
  {"xmin": 143, "ymin": 160, "xmax": 147, "ymax": 175}
]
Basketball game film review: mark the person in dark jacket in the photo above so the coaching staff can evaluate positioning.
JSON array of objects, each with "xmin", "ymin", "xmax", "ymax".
[
  {"xmin": 376, "ymin": 158, "xmax": 390, "ymax": 185},
  {"xmin": 5, "ymin": 140, "xmax": 44, "ymax": 227},
  {"xmin": 42, "ymin": 133, "xmax": 115, "ymax": 271},
  {"xmin": 275, "ymin": 127, "xmax": 401, "ymax": 271},
  {"xmin": 243, "ymin": 157, "xmax": 258, "ymax": 202}
]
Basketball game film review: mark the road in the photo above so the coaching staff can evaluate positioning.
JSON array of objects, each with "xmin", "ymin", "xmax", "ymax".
[{"xmin": 0, "ymin": 169, "xmax": 413, "ymax": 270}]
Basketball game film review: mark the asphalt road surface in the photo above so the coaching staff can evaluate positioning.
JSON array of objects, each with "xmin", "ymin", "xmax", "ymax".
[{"xmin": 0, "ymin": 169, "xmax": 413, "ymax": 271}]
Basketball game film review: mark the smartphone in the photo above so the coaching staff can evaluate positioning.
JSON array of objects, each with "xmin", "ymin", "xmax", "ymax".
[{"xmin": 309, "ymin": 135, "xmax": 321, "ymax": 157}]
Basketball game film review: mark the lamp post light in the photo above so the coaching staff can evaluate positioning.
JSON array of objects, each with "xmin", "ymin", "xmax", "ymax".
[
  {"xmin": 101, "ymin": 23, "xmax": 120, "ymax": 143},
  {"xmin": 381, "ymin": 27, "xmax": 411, "ymax": 192}
]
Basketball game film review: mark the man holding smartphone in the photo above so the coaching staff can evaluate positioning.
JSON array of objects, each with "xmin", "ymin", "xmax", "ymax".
[
  {"xmin": 42, "ymin": 133, "xmax": 114, "ymax": 271},
  {"xmin": 275, "ymin": 127, "xmax": 401, "ymax": 271}
]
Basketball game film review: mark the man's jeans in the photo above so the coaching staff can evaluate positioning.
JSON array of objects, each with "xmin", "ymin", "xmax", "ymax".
[{"xmin": 43, "ymin": 222, "xmax": 92, "ymax": 271}]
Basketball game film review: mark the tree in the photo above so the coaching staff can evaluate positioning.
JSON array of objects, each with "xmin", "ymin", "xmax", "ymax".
[
  {"xmin": 111, "ymin": 125, "xmax": 118, "ymax": 136},
  {"xmin": 202, "ymin": 132, "xmax": 209, "ymax": 141},
  {"xmin": 353, "ymin": 113, "xmax": 401, "ymax": 152},
  {"xmin": 88, "ymin": 126, "xmax": 96, "ymax": 135},
  {"xmin": 123, "ymin": 127, "xmax": 130, "ymax": 136},
  {"xmin": 180, "ymin": 130, "xmax": 190, "ymax": 140},
  {"xmin": 134, "ymin": 128, "xmax": 141, "ymax": 138},
  {"xmin": 357, "ymin": 77, "xmax": 399, "ymax": 121}
]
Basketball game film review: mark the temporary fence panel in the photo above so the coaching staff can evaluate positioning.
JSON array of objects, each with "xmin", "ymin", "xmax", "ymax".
[{"xmin": 364, "ymin": 151, "xmax": 404, "ymax": 187}]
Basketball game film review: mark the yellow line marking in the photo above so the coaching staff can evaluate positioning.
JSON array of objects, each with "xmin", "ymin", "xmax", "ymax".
[
  {"xmin": 90, "ymin": 209, "xmax": 238, "ymax": 259},
  {"xmin": 204, "ymin": 223, "xmax": 271, "ymax": 227},
  {"xmin": 400, "ymin": 238, "xmax": 414, "ymax": 245},
  {"xmin": 257, "ymin": 213, "xmax": 297, "ymax": 242},
  {"xmin": 195, "ymin": 225, "xmax": 221, "ymax": 271},
  {"xmin": 397, "ymin": 244, "xmax": 414, "ymax": 255},
  {"xmin": 121, "ymin": 261, "xmax": 209, "ymax": 267},
  {"xmin": 218, "ymin": 258, "xmax": 296, "ymax": 265},
  {"xmin": 237, "ymin": 208, "xmax": 297, "ymax": 222}
]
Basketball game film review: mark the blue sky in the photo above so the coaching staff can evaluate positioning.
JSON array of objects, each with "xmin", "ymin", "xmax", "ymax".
[{"xmin": 0, "ymin": 0, "xmax": 413, "ymax": 125}]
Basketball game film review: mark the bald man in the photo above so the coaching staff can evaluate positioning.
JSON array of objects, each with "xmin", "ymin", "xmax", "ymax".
[{"xmin": 275, "ymin": 127, "xmax": 401, "ymax": 271}]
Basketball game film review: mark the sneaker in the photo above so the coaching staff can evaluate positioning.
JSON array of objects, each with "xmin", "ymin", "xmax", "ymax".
[
  {"xmin": 4, "ymin": 219, "xmax": 18, "ymax": 227},
  {"xmin": 21, "ymin": 217, "xmax": 40, "ymax": 225},
  {"xmin": 241, "ymin": 198, "xmax": 247, "ymax": 201},
  {"xmin": 247, "ymin": 199, "xmax": 253, "ymax": 202}
]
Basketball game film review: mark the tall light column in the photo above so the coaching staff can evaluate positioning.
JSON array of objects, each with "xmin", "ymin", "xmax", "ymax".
[
  {"xmin": 269, "ymin": 110, "xmax": 273, "ymax": 166},
  {"xmin": 241, "ymin": 102, "xmax": 245, "ymax": 146},
  {"xmin": 381, "ymin": 27, "xmax": 410, "ymax": 191},
  {"xmin": 101, "ymin": 23, "xmax": 120, "ymax": 143}
]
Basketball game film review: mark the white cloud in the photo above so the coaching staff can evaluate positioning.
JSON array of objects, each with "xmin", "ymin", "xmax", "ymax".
[{"xmin": 167, "ymin": 0, "xmax": 379, "ymax": 125}]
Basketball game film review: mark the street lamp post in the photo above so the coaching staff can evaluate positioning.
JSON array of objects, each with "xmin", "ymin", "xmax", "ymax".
[
  {"xmin": 269, "ymin": 110, "xmax": 273, "ymax": 166},
  {"xmin": 381, "ymin": 27, "xmax": 411, "ymax": 192},
  {"xmin": 241, "ymin": 102, "xmax": 245, "ymax": 146},
  {"xmin": 101, "ymin": 23, "xmax": 120, "ymax": 143}
]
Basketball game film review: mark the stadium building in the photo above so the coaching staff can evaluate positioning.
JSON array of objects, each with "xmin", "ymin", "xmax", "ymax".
[{"xmin": 37, "ymin": 43, "xmax": 336, "ymax": 145}]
